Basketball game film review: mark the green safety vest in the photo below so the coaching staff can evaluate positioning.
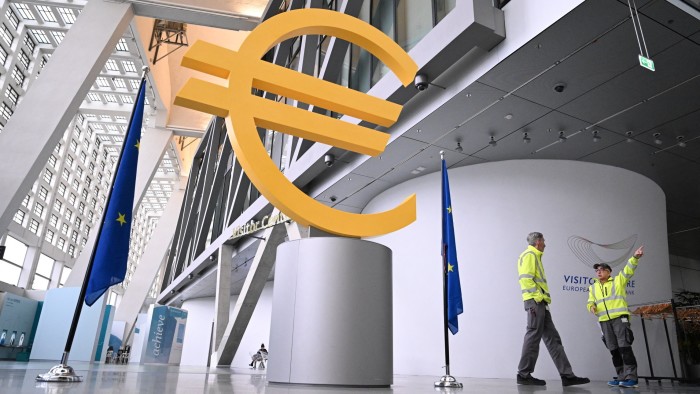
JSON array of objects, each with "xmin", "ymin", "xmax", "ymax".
[
  {"xmin": 587, "ymin": 257, "xmax": 639, "ymax": 321},
  {"xmin": 518, "ymin": 245, "xmax": 551, "ymax": 304}
]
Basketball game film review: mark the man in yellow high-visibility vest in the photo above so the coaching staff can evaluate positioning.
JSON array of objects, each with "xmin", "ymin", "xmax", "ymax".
[
  {"xmin": 588, "ymin": 245, "xmax": 644, "ymax": 389},
  {"xmin": 517, "ymin": 232, "xmax": 590, "ymax": 387}
]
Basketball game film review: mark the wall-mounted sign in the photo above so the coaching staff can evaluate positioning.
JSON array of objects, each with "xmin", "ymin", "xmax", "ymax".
[
  {"xmin": 230, "ymin": 211, "xmax": 290, "ymax": 240},
  {"xmin": 175, "ymin": 9, "xmax": 418, "ymax": 237}
]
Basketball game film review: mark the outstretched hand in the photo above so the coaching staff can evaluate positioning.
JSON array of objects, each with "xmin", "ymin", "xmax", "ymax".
[{"xmin": 634, "ymin": 245, "xmax": 644, "ymax": 259}]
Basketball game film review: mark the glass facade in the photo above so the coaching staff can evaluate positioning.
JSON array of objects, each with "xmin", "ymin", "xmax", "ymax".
[
  {"xmin": 345, "ymin": 0, "xmax": 456, "ymax": 93},
  {"xmin": 0, "ymin": 0, "xmax": 179, "ymax": 304}
]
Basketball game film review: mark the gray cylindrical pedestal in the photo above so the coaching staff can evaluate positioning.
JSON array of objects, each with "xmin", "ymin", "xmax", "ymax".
[{"xmin": 267, "ymin": 238, "xmax": 392, "ymax": 386}]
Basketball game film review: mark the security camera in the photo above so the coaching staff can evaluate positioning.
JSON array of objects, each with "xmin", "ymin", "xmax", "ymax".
[
  {"xmin": 330, "ymin": 196, "xmax": 337, "ymax": 202},
  {"xmin": 324, "ymin": 153, "xmax": 335, "ymax": 167},
  {"xmin": 553, "ymin": 82, "xmax": 566, "ymax": 93},
  {"xmin": 414, "ymin": 73, "xmax": 429, "ymax": 91}
]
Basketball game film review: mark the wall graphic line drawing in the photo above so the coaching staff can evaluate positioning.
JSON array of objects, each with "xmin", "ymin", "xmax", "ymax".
[{"xmin": 567, "ymin": 234, "xmax": 638, "ymax": 269}]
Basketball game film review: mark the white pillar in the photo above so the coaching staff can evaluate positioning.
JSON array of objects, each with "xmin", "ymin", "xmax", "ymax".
[
  {"xmin": 0, "ymin": 1, "xmax": 134, "ymax": 240},
  {"xmin": 133, "ymin": 127, "xmax": 173, "ymax": 209},
  {"xmin": 48, "ymin": 260, "xmax": 64, "ymax": 289},
  {"xmin": 114, "ymin": 185, "xmax": 185, "ymax": 332},
  {"xmin": 17, "ymin": 246, "xmax": 40, "ymax": 289}
]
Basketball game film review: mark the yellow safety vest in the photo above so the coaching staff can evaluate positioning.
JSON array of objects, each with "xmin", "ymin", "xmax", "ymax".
[
  {"xmin": 587, "ymin": 257, "xmax": 639, "ymax": 321},
  {"xmin": 518, "ymin": 245, "xmax": 551, "ymax": 304}
]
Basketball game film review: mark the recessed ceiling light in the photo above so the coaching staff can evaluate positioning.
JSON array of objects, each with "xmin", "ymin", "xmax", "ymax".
[
  {"xmin": 677, "ymin": 136, "xmax": 687, "ymax": 148},
  {"xmin": 504, "ymin": 114, "xmax": 513, "ymax": 120}
]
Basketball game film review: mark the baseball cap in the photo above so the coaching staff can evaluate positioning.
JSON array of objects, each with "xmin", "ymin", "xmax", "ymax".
[{"xmin": 593, "ymin": 263, "xmax": 612, "ymax": 271}]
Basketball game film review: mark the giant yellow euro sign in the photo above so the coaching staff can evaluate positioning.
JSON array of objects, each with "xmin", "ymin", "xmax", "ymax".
[{"xmin": 174, "ymin": 9, "xmax": 417, "ymax": 237}]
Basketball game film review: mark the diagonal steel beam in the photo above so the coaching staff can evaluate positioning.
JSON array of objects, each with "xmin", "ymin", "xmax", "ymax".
[{"xmin": 211, "ymin": 221, "xmax": 288, "ymax": 366}]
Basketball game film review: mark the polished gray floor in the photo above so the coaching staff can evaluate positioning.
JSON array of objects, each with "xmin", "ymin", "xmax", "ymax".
[{"xmin": 0, "ymin": 361, "xmax": 697, "ymax": 394}]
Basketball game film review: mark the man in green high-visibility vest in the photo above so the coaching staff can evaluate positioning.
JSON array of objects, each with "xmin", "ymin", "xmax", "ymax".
[
  {"xmin": 517, "ymin": 232, "xmax": 590, "ymax": 387},
  {"xmin": 588, "ymin": 245, "xmax": 645, "ymax": 389}
]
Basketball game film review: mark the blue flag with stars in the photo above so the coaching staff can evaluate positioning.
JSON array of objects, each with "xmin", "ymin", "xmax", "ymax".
[
  {"xmin": 442, "ymin": 158, "xmax": 463, "ymax": 334},
  {"xmin": 84, "ymin": 78, "xmax": 146, "ymax": 306}
]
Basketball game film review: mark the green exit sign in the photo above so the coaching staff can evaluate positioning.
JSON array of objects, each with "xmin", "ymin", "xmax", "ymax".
[{"xmin": 639, "ymin": 55, "xmax": 655, "ymax": 71}]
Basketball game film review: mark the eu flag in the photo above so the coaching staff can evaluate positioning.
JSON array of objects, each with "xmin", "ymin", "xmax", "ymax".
[
  {"xmin": 442, "ymin": 158, "xmax": 463, "ymax": 334},
  {"xmin": 84, "ymin": 78, "xmax": 146, "ymax": 306}
]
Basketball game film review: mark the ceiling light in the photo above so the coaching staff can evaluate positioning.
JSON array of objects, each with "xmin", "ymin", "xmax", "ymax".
[
  {"xmin": 523, "ymin": 132, "xmax": 531, "ymax": 143},
  {"xmin": 489, "ymin": 136, "xmax": 497, "ymax": 147},
  {"xmin": 653, "ymin": 132, "xmax": 662, "ymax": 145},
  {"xmin": 455, "ymin": 142, "xmax": 463, "ymax": 152},
  {"xmin": 625, "ymin": 131, "xmax": 634, "ymax": 143},
  {"xmin": 558, "ymin": 131, "xmax": 567, "ymax": 143},
  {"xmin": 677, "ymin": 136, "xmax": 687, "ymax": 148},
  {"xmin": 592, "ymin": 130, "xmax": 601, "ymax": 142},
  {"xmin": 504, "ymin": 113, "xmax": 513, "ymax": 120},
  {"xmin": 411, "ymin": 166, "xmax": 427, "ymax": 175}
]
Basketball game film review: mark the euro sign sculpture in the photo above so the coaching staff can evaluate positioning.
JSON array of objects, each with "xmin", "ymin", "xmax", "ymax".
[{"xmin": 174, "ymin": 9, "xmax": 417, "ymax": 237}]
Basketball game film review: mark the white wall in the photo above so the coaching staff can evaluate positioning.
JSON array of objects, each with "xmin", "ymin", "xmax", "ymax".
[
  {"xmin": 179, "ymin": 282, "xmax": 274, "ymax": 367},
  {"xmin": 364, "ymin": 160, "xmax": 673, "ymax": 380}
]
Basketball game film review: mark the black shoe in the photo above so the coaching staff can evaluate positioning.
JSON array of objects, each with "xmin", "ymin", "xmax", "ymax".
[
  {"xmin": 561, "ymin": 376, "xmax": 590, "ymax": 386},
  {"xmin": 517, "ymin": 374, "xmax": 546, "ymax": 386}
]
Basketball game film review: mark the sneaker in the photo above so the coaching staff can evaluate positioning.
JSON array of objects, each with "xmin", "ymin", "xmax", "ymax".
[
  {"xmin": 607, "ymin": 378, "xmax": 621, "ymax": 387},
  {"xmin": 517, "ymin": 374, "xmax": 546, "ymax": 386},
  {"xmin": 619, "ymin": 379, "xmax": 638, "ymax": 388},
  {"xmin": 561, "ymin": 376, "xmax": 590, "ymax": 386}
]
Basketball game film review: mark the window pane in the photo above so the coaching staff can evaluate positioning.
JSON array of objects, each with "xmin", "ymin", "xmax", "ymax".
[
  {"xmin": 396, "ymin": 1, "xmax": 433, "ymax": 52},
  {"xmin": 0, "ymin": 261, "xmax": 21, "ymax": 286},
  {"xmin": 3, "ymin": 235, "xmax": 27, "ymax": 265},
  {"xmin": 36, "ymin": 254, "xmax": 54, "ymax": 277},
  {"xmin": 435, "ymin": 0, "xmax": 457, "ymax": 24},
  {"xmin": 60, "ymin": 266, "xmax": 71, "ymax": 286},
  {"xmin": 31, "ymin": 275, "xmax": 49, "ymax": 290}
]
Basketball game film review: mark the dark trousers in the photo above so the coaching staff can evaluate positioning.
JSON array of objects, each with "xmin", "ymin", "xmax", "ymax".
[
  {"xmin": 518, "ymin": 299, "xmax": 574, "ymax": 378},
  {"xmin": 600, "ymin": 316, "xmax": 637, "ymax": 380}
]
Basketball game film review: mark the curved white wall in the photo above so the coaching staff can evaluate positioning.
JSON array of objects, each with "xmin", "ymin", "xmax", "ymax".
[{"xmin": 364, "ymin": 160, "xmax": 673, "ymax": 380}]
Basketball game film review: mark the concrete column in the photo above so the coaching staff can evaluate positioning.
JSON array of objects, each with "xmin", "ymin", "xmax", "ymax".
[
  {"xmin": 212, "ymin": 244, "xmax": 233, "ymax": 353},
  {"xmin": 66, "ymin": 129, "xmax": 173, "ymax": 286},
  {"xmin": 113, "ymin": 185, "xmax": 185, "ymax": 333},
  {"xmin": 48, "ymin": 260, "xmax": 63, "ymax": 289},
  {"xmin": 17, "ymin": 246, "xmax": 40, "ymax": 289},
  {"xmin": 0, "ymin": 1, "xmax": 134, "ymax": 242}
]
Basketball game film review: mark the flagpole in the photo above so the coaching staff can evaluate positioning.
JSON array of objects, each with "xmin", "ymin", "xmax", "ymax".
[
  {"xmin": 435, "ymin": 151, "xmax": 462, "ymax": 389},
  {"xmin": 37, "ymin": 67, "xmax": 150, "ymax": 383}
]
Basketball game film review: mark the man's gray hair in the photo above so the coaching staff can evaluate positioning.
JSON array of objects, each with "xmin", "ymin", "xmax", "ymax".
[{"xmin": 527, "ymin": 232, "xmax": 543, "ymax": 246}]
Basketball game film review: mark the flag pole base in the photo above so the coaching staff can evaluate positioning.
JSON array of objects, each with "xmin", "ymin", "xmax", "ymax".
[
  {"xmin": 36, "ymin": 364, "xmax": 83, "ymax": 382},
  {"xmin": 434, "ymin": 374, "xmax": 463, "ymax": 388}
]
